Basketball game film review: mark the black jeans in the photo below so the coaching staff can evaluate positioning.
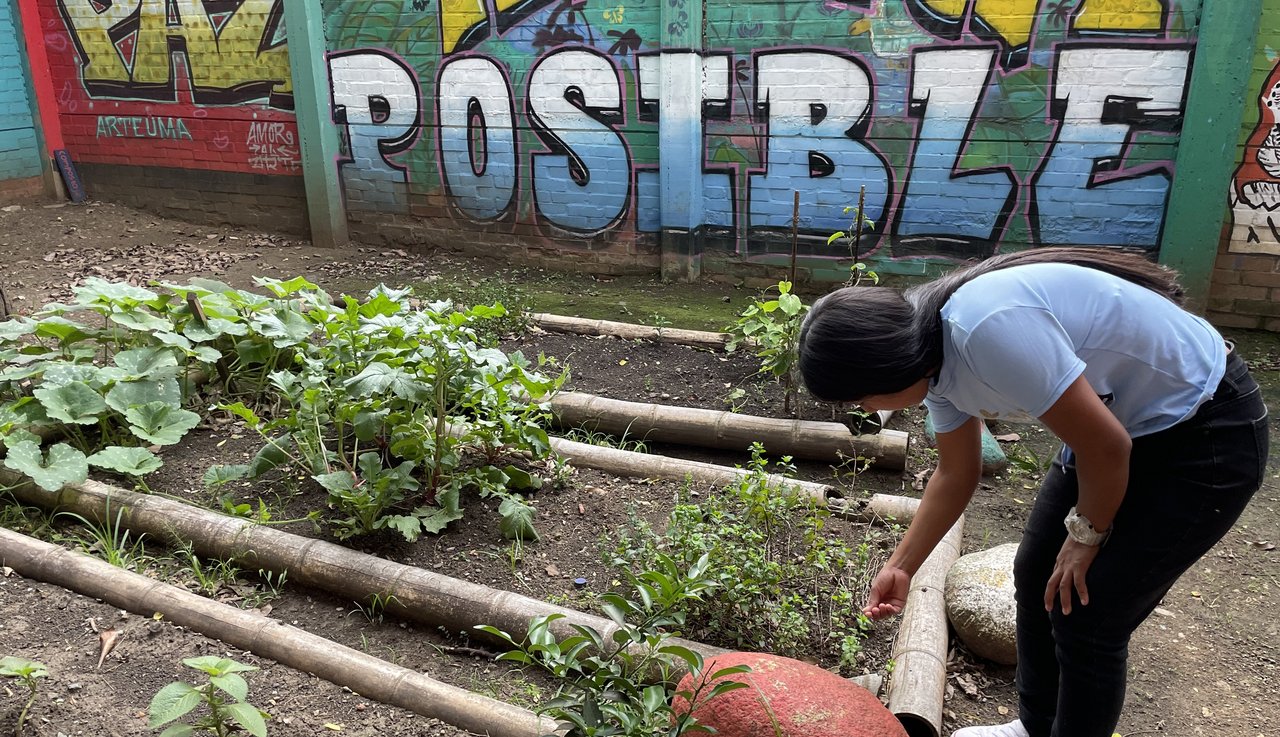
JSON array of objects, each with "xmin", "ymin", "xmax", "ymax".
[{"xmin": 1012, "ymin": 351, "xmax": 1268, "ymax": 737}]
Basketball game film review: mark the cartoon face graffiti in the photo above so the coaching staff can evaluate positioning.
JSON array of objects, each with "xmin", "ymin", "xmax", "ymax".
[{"xmin": 1229, "ymin": 61, "xmax": 1280, "ymax": 254}]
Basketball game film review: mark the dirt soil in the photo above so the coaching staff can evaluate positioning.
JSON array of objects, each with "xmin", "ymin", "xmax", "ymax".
[{"xmin": 0, "ymin": 200, "xmax": 1277, "ymax": 737}]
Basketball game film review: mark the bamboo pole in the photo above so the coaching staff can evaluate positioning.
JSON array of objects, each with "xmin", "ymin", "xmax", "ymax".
[
  {"xmin": 550, "ymin": 436, "xmax": 838, "ymax": 505},
  {"xmin": 530, "ymin": 313, "xmax": 738, "ymax": 351},
  {"xmin": 550, "ymin": 391, "xmax": 909, "ymax": 470},
  {"xmin": 0, "ymin": 470, "xmax": 726, "ymax": 667},
  {"xmin": 0, "ymin": 526, "xmax": 560, "ymax": 737},
  {"xmin": 886, "ymin": 514, "xmax": 963, "ymax": 737}
]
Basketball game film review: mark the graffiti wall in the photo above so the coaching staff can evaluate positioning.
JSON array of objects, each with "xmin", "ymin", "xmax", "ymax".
[
  {"xmin": 37, "ymin": 0, "xmax": 300, "ymax": 175},
  {"xmin": 1, "ymin": 0, "xmax": 44, "ymax": 185},
  {"xmin": 323, "ymin": 0, "xmax": 1202, "ymax": 266},
  {"xmin": 1228, "ymin": 2, "xmax": 1280, "ymax": 257}
]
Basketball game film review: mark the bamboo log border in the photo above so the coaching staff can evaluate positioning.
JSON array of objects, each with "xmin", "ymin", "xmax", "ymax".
[
  {"xmin": 550, "ymin": 391, "xmax": 909, "ymax": 470},
  {"xmin": 0, "ymin": 465, "xmax": 951, "ymax": 737},
  {"xmin": 886, "ymin": 511, "xmax": 963, "ymax": 737},
  {"xmin": 0, "ymin": 470, "xmax": 726, "ymax": 665},
  {"xmin": 530, "ymin": 313, "xmax": 739, "ymax": 350},
  {"xmin": 0, "ymin": 526, "xmax": 560, "ymax": 737}
]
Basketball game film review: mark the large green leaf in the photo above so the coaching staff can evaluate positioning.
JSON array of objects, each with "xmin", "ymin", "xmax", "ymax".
[
  {"xmin": 210, "ymin": 672, "xmax": 249, "ymax": 702},
  {"xmin": 345, "ymin": 362, "xmax": 430, "ymax": 401},
  {"xmin": 147, "ymin": 681, "xmax": 201, "ymax": 728},
  {"xmin": 34, "ymin": 317, "xmax": 92, "ymax": 346},
  {"xmin": 75, "ymin": 277, "xmax": 158, "ymax": 305},
  {"xmin": 415, "ymin": 487, "xmax": 465, "ymax": 535},
  {"xmin": 247, "ymin": 435, "xmax": 292, "ymax": 477},
  {"xmin": 42, "ymin": 363, "xmax": 124, "ymax": 388},
  {"xmin": 114, "ymin": 347, "xmax": 181, "ymax": 379},
  {"xmin": 33, "ymin": 381, "xmax": 108, "ymax": 425},
  {"xmin": 0, "ymin": 317, "xmax": 36, "ymax": 342},
  {"xmin": 182, "ymin": 317, "xmax": 249, "ymax": 342},
  {"xmin": 105, "ymin": 378, "xmax": 182, "ymax": 412},
  {"xmin": 124, "ymin": 402, "xmax": 201, "ymax": 445},
  {"xmin": 224, "ymin": 702, "xmax": 269, "ymax": 737},
  {"xmin": 313, "ymin": 469, "xmax": 357, "ymax": 494},
  {"xmin": 203, "ymin": 464, "xmax": 250, "ymax": 488},
  {"xmin": 88, "ymin": 446, "xmax": 163, "ymax": 476},
  {"xmin": 3, "ymin": 441, "xmax": 89, "ymax": 491},
  {"xmin": 108, "ymin": 308, "xmax": 173, "ymax": 332},
  {"xmin": 498, "ymin": 496, "xmax": 540, "ymax": 541},
  {"xmin": 249, "ymin": 309, "xmax": 314, "ymax": 347}
]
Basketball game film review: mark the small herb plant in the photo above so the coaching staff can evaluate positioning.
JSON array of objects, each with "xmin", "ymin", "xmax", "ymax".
[
  {"xmin": 725, "ymin": 280, "xmax": 807, "ymax": 416},
  {"xmin": 826, "ymin": 186, "xmax": 881, "ymax": 288},
  {"xmin": 148, "ymin": 656, "xmax": 268, "ymax": 737},
  {"xmin": 0, "ymin": 656, "xmax": 48, "ymax": 736},
  {"xmin": 477, "ymin": 553, "xmax": 750, "ymax": 737},
  {"xmin": 611, "ymin": 444, "xmax": 885, "ymax": 673}
]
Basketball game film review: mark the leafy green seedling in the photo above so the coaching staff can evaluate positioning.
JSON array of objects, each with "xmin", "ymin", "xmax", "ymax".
[
  {"xmin": 0, "ymin": 656, "xmax": 49, "ymax": 736},
  {"xmin": 148, "ymin": 656, "xmax": 269, "ymax": 737}
]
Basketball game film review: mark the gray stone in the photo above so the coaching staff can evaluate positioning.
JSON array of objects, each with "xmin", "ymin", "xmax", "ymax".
[{"xmin": 945, "ymin": 543, "xmax": 1019, "ymax": 665}]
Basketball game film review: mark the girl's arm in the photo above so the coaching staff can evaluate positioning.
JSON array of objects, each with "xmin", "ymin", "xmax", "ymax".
[
  {"xmin": 864, "ymin": 416, "xmax": 982, "ymax": 619},
  {"xmin": 1037, "ymin": 374, "xmax": 1132, "ymax": 614}
]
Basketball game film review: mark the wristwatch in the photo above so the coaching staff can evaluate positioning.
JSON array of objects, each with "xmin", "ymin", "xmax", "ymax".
[{"xmin": 1064, "ymin": 507, "xmax": 1111, "ymax": 546}]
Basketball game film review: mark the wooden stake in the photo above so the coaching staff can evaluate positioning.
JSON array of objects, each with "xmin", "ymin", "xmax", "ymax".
[{"xmin": 790, "ymin": 190, "xmax": 800, "ymax": 285}]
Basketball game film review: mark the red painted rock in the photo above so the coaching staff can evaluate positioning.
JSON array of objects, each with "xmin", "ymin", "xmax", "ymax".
[{"xmin": 672, "ymin": 652, "xmax": 906, "ymax": 737}]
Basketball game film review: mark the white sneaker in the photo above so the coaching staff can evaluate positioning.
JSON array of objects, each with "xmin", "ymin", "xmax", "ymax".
[{"xmin": 952, "ymin": 719, "xmax": 1029, "ymax": 737}]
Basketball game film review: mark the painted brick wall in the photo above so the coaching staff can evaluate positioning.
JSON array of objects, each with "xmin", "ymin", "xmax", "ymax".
[
  {"xmin": 0, "ymin": 0, "xmax": 43, "ymax": 187},
  {"xmin": 322, "ymin": 0, "xmax": 1204, "ymax": 275},
  {"xmin": 1216, "ymin": 0, "xmax": 1280, "ymax": 329},
  {"xmin": 35, "ymin": 0, "xmax": 304, "ymax": 212}
]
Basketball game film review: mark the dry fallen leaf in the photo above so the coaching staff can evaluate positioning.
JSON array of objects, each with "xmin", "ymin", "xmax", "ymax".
[
  {"xmin": 0, "ymin": 566, "xmax": 13, "ymax": 578},
  {"xmin": 97, "ymin": 628, "xmax": 122, "ymax": 669},
  {"xmin": 994, "ymin": 433, "xmax": 1021, "ymax": 443},
  {"xmin": 911, "ymin": 469, "xmax": 930, "ymax": 491},
  {"xmin": 997, "ymin": 706, "xmax": 1010, "ymax": 715},
  {"xmin": 545, "ymin": 564, "xmax": 561, "ymax": 577}
]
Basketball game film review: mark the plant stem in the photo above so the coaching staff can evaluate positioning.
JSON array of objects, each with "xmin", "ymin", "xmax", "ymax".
[{"xmin": 17, "ymin": 682, "xmax": 36, "ymax": 735}]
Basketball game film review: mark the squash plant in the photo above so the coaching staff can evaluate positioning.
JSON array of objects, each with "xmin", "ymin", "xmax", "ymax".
[{"xmin": 206, "ymin": 284, "xmax": 565, "ymax": 543}]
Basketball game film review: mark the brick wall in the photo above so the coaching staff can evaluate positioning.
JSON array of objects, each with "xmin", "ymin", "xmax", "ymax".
[
  {"xmin": 322, "ymin": 0, "xmax": 1206, "ymax": 278},
  {"xmin": 0, "ymin": 0, "xmax": 43, "ymax": 194},
  {"xmin": 36, "ymin": 0, "xmax": 303, "ymax": 209},
  {"xmin": 78, "ymin": 164, "xmax": 308, "ymax": 234}
]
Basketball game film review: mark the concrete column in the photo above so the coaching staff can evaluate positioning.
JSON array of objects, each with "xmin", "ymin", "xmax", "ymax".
[
  {"xmin": 1159, "ymin": 0, "xmax": 1263, "ymax": 310},
  {"xmin": 282, "ymin": 0, "xmax": 349, "ymax": 248},
  {"xmin": 658, "ymin": 0, "xmax": 704, "ymax": 282}
]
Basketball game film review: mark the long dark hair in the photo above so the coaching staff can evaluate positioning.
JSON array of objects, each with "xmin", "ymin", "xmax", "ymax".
[{"xmin": 797, "ymin": 247, "xmax": 1185, "ymax": 402}]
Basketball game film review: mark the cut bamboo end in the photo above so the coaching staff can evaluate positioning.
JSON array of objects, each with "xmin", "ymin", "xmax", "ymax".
[
  {"xmin": 550, "ymin": 391, "xmax": 909, "ymax": 470},
  {"xmin": 530, "ymin": 313, "xmax": 738, "ymax": 350},
  {"xmin": 886, "ymin": 516, "xmax": 964, "ymax": 737},
  {"xmin": 0, "ymin": 526, "xmax": 561, "ymax": 737}
]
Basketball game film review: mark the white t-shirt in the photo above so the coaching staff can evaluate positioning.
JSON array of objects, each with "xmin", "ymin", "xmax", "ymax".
[{"xmin": 924, "ymin": 262, "xmax": 1226, "ymax": 438}]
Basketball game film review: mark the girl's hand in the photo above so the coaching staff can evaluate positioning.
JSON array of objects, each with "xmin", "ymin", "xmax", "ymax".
[
  {"xmin": 1044, "ymin": 539, "xmax": 1102, "ymax": 615},
  {"xmin": 863, "ymin": 565, "xmax": 911, "ymax": 619}
]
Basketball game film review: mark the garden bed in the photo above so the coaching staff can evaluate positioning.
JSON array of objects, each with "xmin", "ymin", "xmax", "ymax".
[{"xmin": 1, "ymin": 201, "xmax": 1278, "ymax": 737}]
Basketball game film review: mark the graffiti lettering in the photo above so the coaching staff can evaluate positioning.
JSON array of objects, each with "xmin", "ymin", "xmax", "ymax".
[
  {"xmin": 328, "ymin": 50, "xmax": 421, "ymax": 206},
  {"xmin": 58, "ymin": 0, "xmax": 291, "ymax": 107},
  {"xmin": 1032, "ymin": 45, "xmax": 1190, "ymax": 248},
  {"xmin": 246, "ymin": 121, "xmax": 299, "ymax": 171},
  {"xmin": 528, "ymin": 49, "xmax": 630, "ymax": 233},
  {"xmin": 748, "ymin": 51, "xmax": 891, "ymax": 243},
  {"xmin": 438, "ymin": 56, "xmax": 518, "ymax": 221},
  {"xmin": 895, "ymin": 46, "xmax": 1015, "ymax": 254},
  {"xmin": 95, "ymin": 115, "xmax": 193, "ymax": 139}
]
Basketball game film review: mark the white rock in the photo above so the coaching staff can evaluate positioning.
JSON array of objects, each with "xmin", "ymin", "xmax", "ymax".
[{"xmin": 945, "ymin": 542, "xmax": 1019, "ymax": 665}]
